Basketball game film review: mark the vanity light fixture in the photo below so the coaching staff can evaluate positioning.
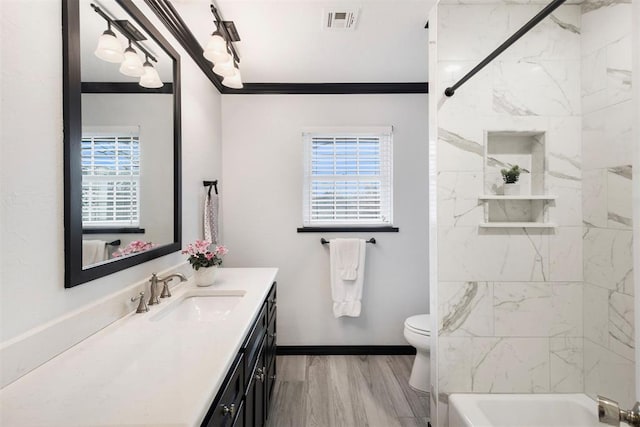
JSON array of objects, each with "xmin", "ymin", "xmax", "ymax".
[
  {"xmin": 222, "ymin": 61, "xmax": 243, "ymax": 89},
  {"xmin": 203, "ymin": 2, "xmax": 243, "ymax": 89},
  {"xmin": 94, "ymin": 22, "xmax": 124, "ymax": 63},
  {"xmin": 91, "ymin": 3, "xmax": 164, "ymax": 89},
  {"xmin": 140, "ymin": 57, "xmax": 163, "ymax": 89},
  {"xmin": 119, "ymin": 41, "xmax": 145, "ymax": 77}
]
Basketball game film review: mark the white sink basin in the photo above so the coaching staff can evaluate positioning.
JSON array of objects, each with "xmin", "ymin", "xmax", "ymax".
[{"xmin": 151, "ymin": 290, "xmax": 246, "ymax": 322}]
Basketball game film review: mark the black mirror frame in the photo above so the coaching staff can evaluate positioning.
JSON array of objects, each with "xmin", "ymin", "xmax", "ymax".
[{"xmin": 63, "ymin": 0, "xmax": 182, "ymax": 288}]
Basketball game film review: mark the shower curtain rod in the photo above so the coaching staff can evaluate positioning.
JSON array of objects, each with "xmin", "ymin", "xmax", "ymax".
[{"xmin": 444, "ymin": 0, "xmax": 566, "ymax": 97}]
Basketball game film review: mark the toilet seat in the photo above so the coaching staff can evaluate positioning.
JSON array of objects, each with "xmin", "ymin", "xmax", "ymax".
[{"xmin": 405, "ymin": 314, "xmax": 430, "ymax": 336}]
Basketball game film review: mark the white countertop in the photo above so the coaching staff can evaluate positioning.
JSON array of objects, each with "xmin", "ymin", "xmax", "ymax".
[{"xmin": 0, "ymin": 268, "xmax": 278, "ymax": 427}]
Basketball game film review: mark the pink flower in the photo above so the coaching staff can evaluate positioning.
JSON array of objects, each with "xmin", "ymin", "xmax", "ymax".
[
  {"xmin": 111, "ymin": 240, "xmax": 153, "ymax": 258},
  {"xmin": 215, "ymin": 245, "xmax": 228, "ymax": 256},
  {"xmin": 194, "ymin": 240, "xmax": 211, "ymax": 253},
  {"xmin": 205, "ymin": 252, "xmax": 214, "ymax": 260}
]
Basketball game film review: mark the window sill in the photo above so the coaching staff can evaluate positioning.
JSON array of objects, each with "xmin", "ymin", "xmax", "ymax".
[
  {"xmin": 83, "ymin": 227, "xmax": 146, "ymax": 234},
  {"xmin": 297, "ymin": 226, "xmax": 399, "ymax": 233}
]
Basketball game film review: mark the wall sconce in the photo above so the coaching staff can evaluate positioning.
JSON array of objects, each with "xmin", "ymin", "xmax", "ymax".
[
  {"xmin": 212, "ymin": 48, "xmax": 236, "ymax": 77},
  {"xmin": 140, "ymin": 57, "xmax": 164, "ymax": 89},
  {"xmin": 94, "ymin": 22, "xmax": 124, "ymax": 63},
  {"xmin": 222, "ymin": 61, "xmax": 242, "ymax": 89},
  {"xmin": 119, "ymin": 41, "xmax": 145, "ymax": 77},
  {"xmin": 203, "ymin": 28, "xmax": 231, "ymax": 64},
  {"xmin": 91, "ymin": 3, "xmax": 163, "ymax": 89},
  {"xmin": 203, "ymin": 3, "xmax": 243, "ymax": 89}
]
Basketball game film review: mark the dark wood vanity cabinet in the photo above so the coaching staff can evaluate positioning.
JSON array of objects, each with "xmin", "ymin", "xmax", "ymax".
[
  {"xmin": 201, "ymin": 282, "xmax": 277, "ymax": 427},
  {"xmin": 204, "ymin": 354, "xmax": 244, "ymax": 427}
]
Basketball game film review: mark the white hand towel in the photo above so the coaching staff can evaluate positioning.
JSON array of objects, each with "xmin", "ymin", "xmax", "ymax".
[
  {"xmin": 82, "ymin": 240, "xmax": 108, "ymax": 267},
  {"xmin": 329, "ymin": 239, "xmax": 367, "ymax": 318},
  {"xmin": 334, "ymin": 238, "xmax": 360, "ymax": 280}
]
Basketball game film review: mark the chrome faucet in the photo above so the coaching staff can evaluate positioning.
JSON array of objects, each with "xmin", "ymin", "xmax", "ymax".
[
  {"xmin": 598, "ymin": 396, "xmax": 640, "ymax": 427},
  {"xmin": 148, "ymin": 272, "xmax": 187, "ymax": 305}
]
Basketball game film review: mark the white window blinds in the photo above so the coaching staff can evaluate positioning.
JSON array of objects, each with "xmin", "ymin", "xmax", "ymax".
[
  {"xmin": 303, "ymin": 127, "xmax": 393, "ymax": 226},
  {"xmin": 81, "ymin": 131, "xmax": 140, "ymax": 227}
]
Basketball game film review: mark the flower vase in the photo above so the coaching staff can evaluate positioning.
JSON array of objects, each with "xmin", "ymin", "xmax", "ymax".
[
  {"xmin": 503, "ymin": 183, "xmax": 521, "ymax": 196},
  {"xmin": 193, "ymin": 266, "xmax": 218, "ymax": 287}
]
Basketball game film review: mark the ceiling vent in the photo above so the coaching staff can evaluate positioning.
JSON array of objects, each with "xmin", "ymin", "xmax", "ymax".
[{"xmin": 323, "ymin": 9, "xmax": 360, "ymax": 31}]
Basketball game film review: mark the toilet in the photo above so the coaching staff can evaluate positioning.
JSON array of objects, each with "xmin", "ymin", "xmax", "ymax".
[{"xmin": 403, "ymin": 314, "xmax": 430, "ymax": 392}]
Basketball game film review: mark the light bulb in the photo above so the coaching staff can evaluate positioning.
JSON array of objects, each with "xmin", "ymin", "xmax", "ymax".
[
  {"xmin": 203, "ymin": 31, "xmax": 230, "ymax": 63},
  {"xmin": 212, "ymin": 52, "xmax": 235, "ymax": 77},
  {"xmin": 119, "ymin": 45, "xmax": 144, "ymax": 77},
  {"xmin": 94, "ymin": 28, "xmax": 124, "ymax": 63},
  {"xmin": 139, "ymin": 60, "xmax": 163, "ymax": 89},
  {"xmin": 222, "ymin": 64, "xmax": 243, "ymax": 89}
]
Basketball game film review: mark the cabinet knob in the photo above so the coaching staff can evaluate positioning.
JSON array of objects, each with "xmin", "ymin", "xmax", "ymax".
[
  {"xmin": 268, "ymin": 332, "xmax": 277, "ymax": 339},
  {"xmin": 221, "ymin": 403, "xmax": 235, "ymax": 418},
  {"xmin": 270, "ymin": 374, "xmax": 277, "ymax": 380}
]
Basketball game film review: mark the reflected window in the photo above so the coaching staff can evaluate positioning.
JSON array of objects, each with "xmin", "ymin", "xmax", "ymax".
[{"xmin": 81, "ymin": 128, "xmax": 140, "ymax": 228}]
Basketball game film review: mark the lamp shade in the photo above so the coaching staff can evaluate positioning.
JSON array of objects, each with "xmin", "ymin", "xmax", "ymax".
[
  {"xmin": 203, "ymin": 31, "xmax": 230, "ymax": 64},
  {"xmin": 222, "ymin": 65, "xmax": 243, "ymax": 89},
  {"xmin": 139, "ymin": 60, "xmax": 163, "ymax": 89},
  {"xmin": 94, "ymin": 28, "xmax": 124, "ymax": 63},
  {"xmin": 119, "ymin": 46, "xmax": 144, "ymax": 77},
  {"xmin": 212, "ymin": 53, "xmax": 235, "ymax": 77}
]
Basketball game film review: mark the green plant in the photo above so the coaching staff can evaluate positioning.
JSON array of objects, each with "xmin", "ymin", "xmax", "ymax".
[{"xmin": 501, "ymin": 165, "xmax": 521, "ymax": 184}]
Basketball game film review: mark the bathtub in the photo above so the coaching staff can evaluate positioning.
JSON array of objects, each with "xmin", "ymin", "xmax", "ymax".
[{"xmin": 449, "ymin": 393, "xmax": 601, "ymax": 427}]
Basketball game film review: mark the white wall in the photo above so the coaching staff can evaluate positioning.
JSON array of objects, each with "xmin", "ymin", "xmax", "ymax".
[
  {"xmin": 221, "ymin": 94, "xmax": 429, "ymax": 345},
  {"xmin": 0, "ymin": 0, "xmax": 222, "ymax": 342}
]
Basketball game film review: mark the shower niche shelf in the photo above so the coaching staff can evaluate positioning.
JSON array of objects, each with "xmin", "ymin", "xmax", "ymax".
[
  {"xmin": 479, "ymin": 222, "xmax": 557, "ymax": 228},
  {"xmin": 480, "ymin": 130, "xmax": 555, "ymax": 228},
  {"xmin": 478, "ymin": 195, "xmax": 557, "ymax": 201}
]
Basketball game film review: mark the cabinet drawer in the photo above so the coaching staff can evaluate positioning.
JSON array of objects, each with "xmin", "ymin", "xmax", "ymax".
[
  {"xmin": 266, "ymin": 357, "xmax": 276, "ymax": 418},
  {"xmin": 243, "ymin": 305, "xmax": 266, "ymax": 386},
  {"xmin": 266, "ymin": 283, "xmax": 277, "ymax": 324},
  {"xmin": 204, "ymin": 354, "xmax": 244, "ymax": 427},
  {"xmin": 245, "ymin": 337, "xmax": 267, "ymax": 427},
  {"xmin": 266, "ymin": 316, "xmax": 276, "ymax": 370}
]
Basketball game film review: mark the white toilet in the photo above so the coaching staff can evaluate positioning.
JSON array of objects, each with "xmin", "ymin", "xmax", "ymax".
[{"xmin": 403, "ymin": 314, "xmax": 430, "ymax": 392}]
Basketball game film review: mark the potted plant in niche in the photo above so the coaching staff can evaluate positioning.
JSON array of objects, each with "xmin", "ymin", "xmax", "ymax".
[
  {"xmin": 501, "ymin": 165, "xmax": 521, "ymax": 195},
  {"xmin": 182, "ymin": 240, "xmax": 228, "ymax": 287}
]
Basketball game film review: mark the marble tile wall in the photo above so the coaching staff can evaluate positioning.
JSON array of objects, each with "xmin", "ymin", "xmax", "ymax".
[
  {"xmin": 436, "ymin": 3, "xmax": 584, "ymax": 404},
  {"xmin": 580, "ymin": 0, "xmax": 635, "ymax": 409},
  {"xmin": 435, "ymin": 1, "xmax": 637, "ymax": 424}
]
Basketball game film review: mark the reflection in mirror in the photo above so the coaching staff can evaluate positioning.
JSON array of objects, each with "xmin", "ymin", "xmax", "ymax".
[
  {"xmin": 78, "ymin": 0, "xmax": 174, "ymax": 269},
  {"xmin": 64, "ymin": 0, "xmax": 181, "ymax": 288}
]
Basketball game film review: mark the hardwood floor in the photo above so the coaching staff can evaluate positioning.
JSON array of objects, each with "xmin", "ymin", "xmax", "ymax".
[{"xmin": 266, "ymin": 355, "xmax": 430, "ymax": 427}]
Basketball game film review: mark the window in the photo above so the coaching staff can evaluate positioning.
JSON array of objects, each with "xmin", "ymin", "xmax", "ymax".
[
  {"xmin": 81, "ymin": 128, "xmax": 140, "ymax": 228},
  {"xmin": 302, "ymin": 127, "xmax": 393, "ymax": 227}
]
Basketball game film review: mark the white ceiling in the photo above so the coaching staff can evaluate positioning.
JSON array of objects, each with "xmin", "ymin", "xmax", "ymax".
[{"xmin": 172, "ymin": 0, "xmax": 434, "ymax": 83}]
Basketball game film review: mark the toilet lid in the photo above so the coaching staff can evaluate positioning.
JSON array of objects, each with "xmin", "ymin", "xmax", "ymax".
[{"xmin": 405, "ymin": 314, "xmax": 430, "ymax": 335}]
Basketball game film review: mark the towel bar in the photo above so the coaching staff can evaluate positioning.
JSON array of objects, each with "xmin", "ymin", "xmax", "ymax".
[{"xmin": 320, "ymin": 238, "xmax": 376, "ymax": 245}]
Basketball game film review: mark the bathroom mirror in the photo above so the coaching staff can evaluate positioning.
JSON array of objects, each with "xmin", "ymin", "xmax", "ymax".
[{"xmin": 63, "ymin": 0, "xmax": 181, "ymax": 288}]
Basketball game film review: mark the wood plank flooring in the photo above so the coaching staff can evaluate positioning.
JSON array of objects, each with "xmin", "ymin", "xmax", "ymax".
[{"xmin": 266, "ymin": 355, "xmax": 430, "ymax": 427}]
